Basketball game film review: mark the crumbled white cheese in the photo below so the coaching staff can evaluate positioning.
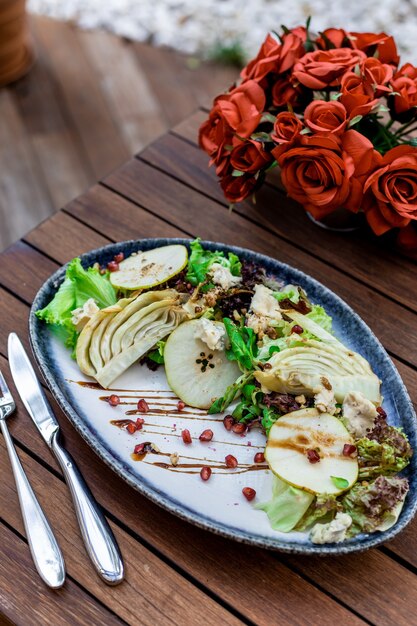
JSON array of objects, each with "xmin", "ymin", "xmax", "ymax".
[
  {"xmin": 342, "ymin": 391, "xmax": 378, "ymax": 439},
  {"xmin": 194, "ymin": 318, "xmax": 226, "ymax": 351},
  {"xmin": 247, "ymin": 284, "xmax": 282, "ymax": 336},
  {"xmin": 250, "ymin": 284, "xmax": 282, "ymax": 319},
  {"xmin": 246, "ymin": 313, "xmax": 271, "ymax": 335},
  {"xmin": 310, "ymin": 513, "xmax": 352, "ymax": 544},
  {"xmin": 71, "ymin": 298, "xmax": 99, "ymax": 331},
  {"xmin": 209, "ymin": 263, "xmax": 242, "ymax": 290},
  {"xmin": 314, "ymin": 384, "xmax": 337, "ymax": 415}
]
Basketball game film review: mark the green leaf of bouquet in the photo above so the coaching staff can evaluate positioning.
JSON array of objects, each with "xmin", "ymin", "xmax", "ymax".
[
  {"xmin": 349, "ymin": 115, "xmax": 363, "ymax": 127},
  {"xmin": 232, "ymin": 169, "xmax": 245, "ymax": 177}
]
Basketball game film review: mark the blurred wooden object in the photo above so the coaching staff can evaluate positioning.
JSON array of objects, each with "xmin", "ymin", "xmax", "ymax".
[
  {"xmin": 0, "ymin": 0, "xmax": 33, "ymax": 86},
  {"xmin": 0, "ymin": 15, "xmax": 237, "ymax": 251}
]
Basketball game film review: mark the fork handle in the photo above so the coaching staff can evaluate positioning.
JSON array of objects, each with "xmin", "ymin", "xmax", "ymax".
[
  {"xmin": 0, "ymin": 419, "xmax": 66, "ymax": 588},
  {"xmin": 51, "ymin": 433, "xmax": 124, "ymax": 585}
]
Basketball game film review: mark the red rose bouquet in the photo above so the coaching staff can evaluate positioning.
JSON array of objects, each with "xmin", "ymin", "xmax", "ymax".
[{"xmin": 199, "ymin": 20, "xmax": 417, "ymax": 251}]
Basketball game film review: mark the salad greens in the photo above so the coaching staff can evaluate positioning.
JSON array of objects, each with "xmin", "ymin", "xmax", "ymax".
[
  {"xmin": 256, "ymin": 476, "xmax": 314, "ymax": 532},
  {"xmin": 185, "ymin": 237, "xmax": 241, "ymax": 286},
  {"xmin": 36, "ymin": 257, "xmax": 116, "ymax": 349}
]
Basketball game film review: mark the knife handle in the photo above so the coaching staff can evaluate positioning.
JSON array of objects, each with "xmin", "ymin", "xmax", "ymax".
[
  {"xmin": 50, "ymin": 434, "xmax": 124, "ymax": 585},
  {"xmin": 0, "ymin": 420, "xmax": 66, "ymax": 589}
]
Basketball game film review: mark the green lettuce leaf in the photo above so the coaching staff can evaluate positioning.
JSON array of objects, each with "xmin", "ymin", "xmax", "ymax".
[
  {"xmin": 357, "ymin": 428, "xmax": 412, "ymax": 479},
  {"xmin": 295, "ymin": 493, "xmax": 340, "ymax": 530},
  {"xmin": 66, "ymin": 258, "xmax": 117, "ymax": 309},
  {"xmin": 208, "ymin": 371, "xmax": 252, "ymax": 414},
  {"xmin": 261, "ymin": 406, "xmax": 279, "ymax": 436},
  {"xmin": 185, "ymin": 238, "xmax": 242, "ymax": 286},
  {"xmin": 305, "ymin": 304, "xmax": 333, "ymax": 333},
  {"xmin": 223, "ymin": 317, "xmax": 258, "ymax": 371},
  {"xmin": 256, "ymin": 476, "xmax": 314, "ymax": 532},
  {"xmin": 341, "ymin": 475, "xmax": 409, "ymax": 535},
  {"xmin": 273, "ymin": 284, "xmax": 300, "ymax": 304},
  {"xmin": 147, "ymin": 339, "xmax": 166, "ymax": 364}
]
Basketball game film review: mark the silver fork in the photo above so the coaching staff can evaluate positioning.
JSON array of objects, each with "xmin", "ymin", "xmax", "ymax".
[{"xmin": 0, "ymin": 369, "xmax": 66, "ymax": 588}]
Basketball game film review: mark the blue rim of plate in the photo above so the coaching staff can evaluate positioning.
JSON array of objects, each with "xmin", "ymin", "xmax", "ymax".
[{"xmin": 29, "ymin": 238, "xmax": 417, "ymax": 555}]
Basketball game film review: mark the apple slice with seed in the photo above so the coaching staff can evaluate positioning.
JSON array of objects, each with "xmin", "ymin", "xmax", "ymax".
[{"xmin": 164, "ymin": 320, "xmax": 241, "ymax": 409}]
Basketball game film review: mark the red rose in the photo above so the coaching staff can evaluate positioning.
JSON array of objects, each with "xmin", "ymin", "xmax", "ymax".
[
  {"xmin": 241, "ymin": 32, "xmax": 304, "ymax": 84},
  {"xmin": 349, "ymin": 31, "xmax": 399, "ymax": 66},
  {"xmin": 271, "ymin": 76, "xmax": 304, "ymax": 108},
  {"xmin": 271, "ymin": 111, "xmax": 303, "ymax": 158},
  {"xmin": 220, "ymin": 173, "xmax": 258, "ymax": 203},
  {"xmin": 390, "ymin": 64, "xmax": 417, "ymax": 122},
  {"xmin": 230, "ymin": 140, "xmax": 272, "ymax": 174},
  {"xmin": 278, "ymin": 130, "xmax": 378, "ymax": 219},
  {"xmin": 362, "ymin": 57, "xmax": 393, "ymax": 97},
  {"xmin": 292, "ymin": 48, "xmax": 366, "ymax": 90},
  {"xmin": 363, "ymin": 145, "xmax": 417, "ymax": 235},
  {"xmin": 304, "ymin": 100, "xmax": 348, "ymax": 135},
  {"xmin": 199, "ymin": 81, "xmax": 266, "ymax": 163},
  {"xmin": 340, "ymin": 72, "xmax": 379, "ymax": 118},
  {"xmin": 316, "ymin": 28, "xmax": 350, "ymax": 50}
]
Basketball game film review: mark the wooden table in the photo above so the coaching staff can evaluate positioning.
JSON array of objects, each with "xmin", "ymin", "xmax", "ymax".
[{"xmin": 1, "ymin": 109, "xmax": 417, "ymax": 626}]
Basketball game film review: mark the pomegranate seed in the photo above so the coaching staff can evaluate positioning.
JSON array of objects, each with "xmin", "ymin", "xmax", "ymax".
[
  {"xmin": 292, "ymin": 324, "xmax": 304, "ymax": 335},
  {"xmin": 232, "ymin": 422, "xmax": 247, "ymax": 435},
  {"xmin": 137, "ymin": 399, "xmax": 149, "ymax": 413},
  {"xmin": 135, "ymin": 418, "xmax": 144, "ymax": 430},
  {"xmin": 108, "ymin": 394, "xmax": 120, "ymax": 407},
  {"xmin": 263, "ymin": 362, "xmax": 272, "ymax": 370},
  {"xmin": 134, "ymin": 442, "xmax": 155, "ymax": 454},
  {"xmin": 225, "ymin": 454, "xmax": 238, "ymax": 468},
  {"xmin": 107, "ymin": 261, "xmax": 119, "ymax": 272},
  {"xmin": 200, "ymin": 466, "xmax": 212, "ymax": 481},
  {"xmin": 181, "ymin": 429, "xmax": 192, "ymax": 444},
  {"xmin": 114, "ymin": 252, "xmax": 124, "ymax": 263},
  {"xmin": 254, "ymin": 452, "xmax": 265, "ymax": 463},
  {"xmin": 134, "ymin": 443, "xmax": 145, "ymax": 455},
  {"xmin": 223, "ymin": 415, "xmax": 234, "ymax": 431},
  {"xmin": 127, "ymin": 422, "xmax": 137, "ymax": 435},
  {"xmin": 177, "ymin": 400, "xmax": 186, "ymax": 411},
  {"xmin": 307, "ymin": 449, "xmax": 320, "ymax": 463},
  {"xmin": 343, "ymin": 444, "xmax": 357, "ymax": 457},
  {"xmin": 242, "ymin": 487, "xmax": 256, "ymax": 501},
  {"xmin": 199, "ymin": 429, "xmax": 213, "ymax": 442},
  {"xmin": 376, "ymin": 406, "xmax": 387, "ymax": 418}
]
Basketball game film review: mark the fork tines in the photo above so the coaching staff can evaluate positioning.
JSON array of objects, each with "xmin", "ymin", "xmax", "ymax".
[{"xmin": 0, "ymin": 370, "xmax": 13, "ymax": 405}]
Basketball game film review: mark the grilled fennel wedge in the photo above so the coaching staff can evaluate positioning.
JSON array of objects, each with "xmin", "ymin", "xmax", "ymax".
[
  {"xmin": 76, "ymin": 289, "xmax": 191, "ymax": 388},
  {"xmin": 255, "ymin": 311, "xmax": 381, "ymax": 403}
]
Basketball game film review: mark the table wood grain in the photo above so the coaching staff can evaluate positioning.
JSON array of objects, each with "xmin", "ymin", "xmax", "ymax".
[{"xmin": 1, "ymin": 108, "xmax": 417, "ymax": 625}]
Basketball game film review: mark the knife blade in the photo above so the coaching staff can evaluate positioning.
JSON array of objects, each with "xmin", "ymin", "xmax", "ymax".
[{"xmin": 8, "ymin": 332, "xmax": 124, "ymax": 585}]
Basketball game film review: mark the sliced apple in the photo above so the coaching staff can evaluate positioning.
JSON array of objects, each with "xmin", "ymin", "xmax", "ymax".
[
  {"xmin": 265, "ymin": 408, "xmax": 358, "ymax": 495},
  {"xmin": 110, "ymin": 245, "xmax": 188, "ymax": 290},
  {"xmin": 164, "ymin": 320, "xmax": 241, "ymax": 409}
]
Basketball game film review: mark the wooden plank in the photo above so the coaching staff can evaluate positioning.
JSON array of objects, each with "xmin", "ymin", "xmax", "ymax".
[
  {"xmin": 0, "ymin": 351, "xmax": 365, "ymax": 626},
  {"xmin": 0, "ymin": 241, "xmax": 58, "ymax": 302},
  {"xmin": 103, "ymin": 158, "xmax": 417, "ymax": 366},
  {"xmin": 12, "ymin": 23, "xmax": 93, "ymax": 210},
  {"xmin": 142, "ymin": 130, "xmax": 417, "ymax": 314},
  {"xmin": 0, "ymin": 90, "xmax": 53, "ymax": 251},
  {"xmin": 0, "ymin": 523, "xmax": 122, "ymax": 626},
  {"xmin": 64, "ymin": 184, "xmax": 184, "ymax": 242},
  {"xmin": 286, "ymin": 550, "xmax": 417, "ymax": 626},
  {"xmin": 0, "ymin": 435, "xmax": 241, "ymax": 626},
  {"xmin": 78, "ymin": 29, "xmax": 167, "ymax": 155},
  {"xmin": 24, "ymin": 210, "xmax": 110, "ymax": 262},
  {"xmin": 31, "ymin": 16, "xmax": 130, "ymax": 180}
]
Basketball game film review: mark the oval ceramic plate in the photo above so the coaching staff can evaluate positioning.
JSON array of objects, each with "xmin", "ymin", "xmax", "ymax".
[{"xmin": 30, "ymin": 238, "xmax": 417, "ymax": 554}]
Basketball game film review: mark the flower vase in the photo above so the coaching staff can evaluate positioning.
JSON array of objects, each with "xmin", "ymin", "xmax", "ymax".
[{"xmin": 306, "ymin": 208, "xmax": 364, "ymax": 233}]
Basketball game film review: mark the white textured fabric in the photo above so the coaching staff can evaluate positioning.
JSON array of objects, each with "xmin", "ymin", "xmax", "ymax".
[{"xmin": 28, "ymin": 0, "xmax": 417, "ymax": 63}]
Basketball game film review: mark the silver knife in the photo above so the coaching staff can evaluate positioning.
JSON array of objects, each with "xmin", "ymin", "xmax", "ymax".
[{"xmin": 8, "ymin": 333, "xmax": 124, "ymax": 585}]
